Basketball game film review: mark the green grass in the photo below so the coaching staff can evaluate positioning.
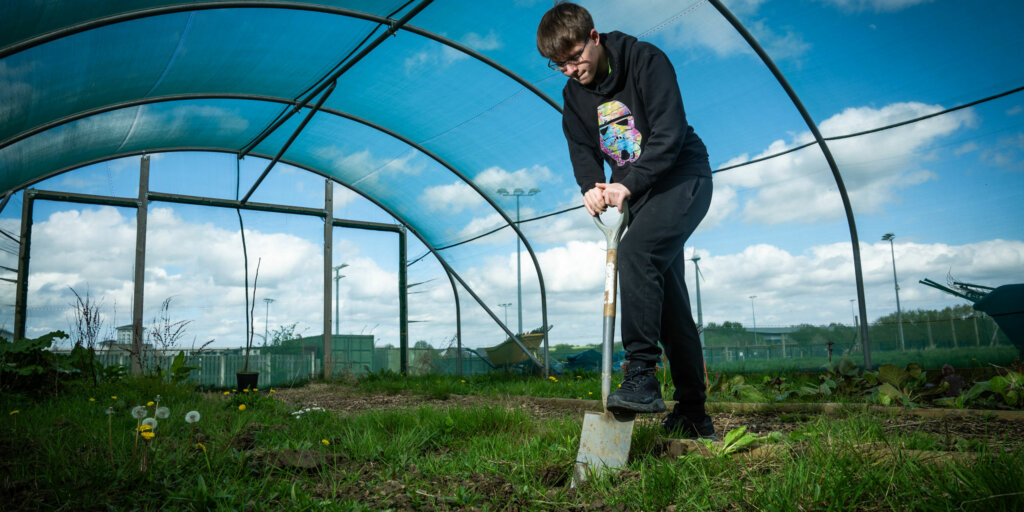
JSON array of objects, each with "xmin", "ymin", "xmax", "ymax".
[
  {"xmin": 2, "ymin": 376, "xmax": 1023, "ymax": 511},
  {"xmin": 708, "ymin": 345, "xmax": 1019, "ymax": 374}
]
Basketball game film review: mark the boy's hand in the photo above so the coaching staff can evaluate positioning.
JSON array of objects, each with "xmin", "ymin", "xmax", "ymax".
[
  {"xmin": 595, "ymin": 182, "xmax": 631, "ymax": 213},
  {"xmin": 583, "ymin": 185, "xmax": 607, "ymax": 216}
]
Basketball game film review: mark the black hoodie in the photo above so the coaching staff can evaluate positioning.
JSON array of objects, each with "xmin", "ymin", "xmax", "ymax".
[{"xmin": 562, "ymin": 31, "xmax": 709, "ymax": 205}]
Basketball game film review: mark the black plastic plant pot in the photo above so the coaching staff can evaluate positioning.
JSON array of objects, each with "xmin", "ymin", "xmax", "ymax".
[{"xmin": 236, "ymin": 372, "xmax": 259, "ymax": 391}]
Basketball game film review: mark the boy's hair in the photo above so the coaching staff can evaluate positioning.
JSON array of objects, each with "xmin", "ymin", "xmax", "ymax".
[{"xmin": 536, "ymin": 2, "xmax": 594, "ymax": 59}]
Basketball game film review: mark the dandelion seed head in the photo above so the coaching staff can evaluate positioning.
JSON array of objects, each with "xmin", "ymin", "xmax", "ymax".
[
  {"xmin": 142, "ymin": 417, "xmax": 158, "ymax": 430},
  {"xmin": 155, "ymin": 407, "xmax": 170, "ymax": 419},
  {"xmin": 131, "ymin": 406, "xmax": 147, "ymax": 419},
  {"xmin": 185, "ymin": 411, "xmax": 201, "ymax": 423}
]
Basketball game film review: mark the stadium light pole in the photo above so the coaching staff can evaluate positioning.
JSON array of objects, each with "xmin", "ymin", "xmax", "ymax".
[
  {"xmin": 333, "ymin": 264, "xmax": 348, "ymax": 336},
  {"xmin": 263, "ymin": 298, "xmax": 274, "ymax": 346},
  {"xmin": 881, "ymin": 233, "xmax": 905, "ymax": 351},
  {"xmin": 498, "ymin": 302, "xmax": 512, "ymax": 327},
  {"xmin": 749, "ymin": 295, "xmax": 758, "ymax": 348},
  {"xmin": 691, "ymin": 256, "xmax": 705, "ymax": 348},
  {"xmin": 496, "ymin": 187, "xmax": 539, "ymax": 335}
]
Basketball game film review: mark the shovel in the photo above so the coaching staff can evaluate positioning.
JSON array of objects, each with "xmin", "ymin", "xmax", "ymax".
[{"xmin": 572, "ymin": 202, "xmax": 633, "ymax": 487}]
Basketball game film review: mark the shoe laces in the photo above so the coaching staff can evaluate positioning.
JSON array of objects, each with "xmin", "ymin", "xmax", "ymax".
[{"xmin": 619, "ymin": 365, "xmax": 653, "ymax": 392}]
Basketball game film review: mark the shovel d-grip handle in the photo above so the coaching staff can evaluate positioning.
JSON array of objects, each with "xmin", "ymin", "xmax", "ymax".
[{"xmin": 592, "ymin": 203, "xmax": 629, "ymax": 407}]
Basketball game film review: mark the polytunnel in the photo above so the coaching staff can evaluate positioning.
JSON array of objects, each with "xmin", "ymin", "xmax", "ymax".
[{"xmin": 2, "ymin": 1, "xmax": 1022, "ymax": 376}]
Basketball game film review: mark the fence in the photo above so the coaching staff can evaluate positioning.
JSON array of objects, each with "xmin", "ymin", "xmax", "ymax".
[{"xmin": 95, "ymin": 353, "xmax": 320, "ymax": 388}]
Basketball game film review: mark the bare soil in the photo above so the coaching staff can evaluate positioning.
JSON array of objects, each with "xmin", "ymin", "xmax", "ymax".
[{"xmin": 272, "ymin": 383, "xmax": 1024, "ymax": 446}]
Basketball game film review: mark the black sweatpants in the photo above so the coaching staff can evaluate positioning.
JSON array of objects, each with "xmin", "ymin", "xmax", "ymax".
[{"xmin": 618, "ymin": 169, "xmax": 712, "ymax": 415}]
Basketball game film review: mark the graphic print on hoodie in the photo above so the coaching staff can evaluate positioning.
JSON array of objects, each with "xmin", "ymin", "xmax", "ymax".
[{"xmin": 597, "ymin": 100, "xmax": 642, "ymax": 167}]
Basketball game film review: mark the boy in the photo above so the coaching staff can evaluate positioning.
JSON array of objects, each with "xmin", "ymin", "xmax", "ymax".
[{"xmin": 537, "ymin": 2, "xmax": 716, "ymax": 439}]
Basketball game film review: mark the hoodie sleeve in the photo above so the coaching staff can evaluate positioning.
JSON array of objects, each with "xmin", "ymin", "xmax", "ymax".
[
  {"xmin": 562, "ymin": 92, "xmax": 606, "ymax": 195},
  {"xmin": 616, "ymin": 45, "xmax": 688, "ymax": 198}
]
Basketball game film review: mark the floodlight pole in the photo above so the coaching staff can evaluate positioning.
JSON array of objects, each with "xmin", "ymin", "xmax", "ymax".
[
  {"xmin": 691, "ymin": 257, "xmax": 705, "ymax": 348},
  {"xmin": 263, "ymin": 298, "xmax": 274, "ymax": 346},
  {"xmin": 749, "ymin": 295, "xmax": 757, "ymax": 349},
  {"xmin": 333, "ymin": 264, "xmax": 348, "ymax": 335},
  {"xmin": 496, "ymin": 187, "xmax": 539, "ymax": 336},
  {"xmin": 882, "ymin": 233, "xmax": 905, "ymax": 351},
  {"xmin": 498, "ymin": 302, "xmax": 512, "ymax": 328}
]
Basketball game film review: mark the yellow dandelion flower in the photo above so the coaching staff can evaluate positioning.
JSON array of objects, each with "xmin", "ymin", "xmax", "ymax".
[
  {"xmin": 232, "ymin": 389, "xmax": 237, "ymax": 392},
  {"xmin": 111, "ymin": 396, "xmax": 118, "ymax": 400},
  {"xmin": 89, "ymin": 398, "xmax": 96, "ymax": 402},
  {"xmin": 253, "ymin": 388, "xmax": 259, "ymax": 391},
  {"xmin": 243, "ymin": 388, "xmax": 249, "ymax": 393},
  {"xmin": 140, "ymin": 431, "xmax": 155, "ymax": 440},
  {"xmin": 588, "ymin": 391, "xmax": 593, "ymax": 395},
  {"xmin": 223, "ymin": 391, "xmax": 230, "ymax": 395},
  {"xmin": 238, "ymin": 404, "xmax": 246, "ymax": 411},
  {"xmin": 460, "ymin": 379, "xmax": 466, "ymax": 383},
  {"xmin": 9, "ymin": 410, "xmax": 19, "ymax": 415},
  {"xmin": 138, "ymin": 424, "xmax": 152, "ymax": 432},
  {"xmin": 270, "ymin": 389, "xmax": 276, "ymax": 393},
  {"xmin": 321, "ymin": 439, "xmax": 330, "ymax": 446},
  {"xmin": 147, "ymin": 401, "xmax": 154, "ymax": 406}
]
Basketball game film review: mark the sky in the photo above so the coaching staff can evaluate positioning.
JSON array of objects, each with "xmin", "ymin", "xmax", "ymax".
[{"xmin": 0, "ymin": 0, "xmax": 1022, "ymax": 352}]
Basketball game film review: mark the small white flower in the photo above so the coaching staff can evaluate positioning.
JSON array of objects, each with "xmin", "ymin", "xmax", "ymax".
[
  {"xmin": 185, "ymin": 411, "xmax": 201, "ymax": 424},
  {"xmin": 155, "ymin": 406, "xmax": 170, "ymax": 419},
  {"xmin": 131, "ymin": 406, "xmax": 147, "ymax": 419},
  {"xmin": 142, "ymin": 417, "xmax": 158, "ymax": 430}
]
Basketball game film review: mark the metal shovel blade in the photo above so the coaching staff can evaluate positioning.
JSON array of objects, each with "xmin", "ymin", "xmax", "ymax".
[{"xmin": 573, "ymin": 410, "xmax": 635, "ymax": 485}]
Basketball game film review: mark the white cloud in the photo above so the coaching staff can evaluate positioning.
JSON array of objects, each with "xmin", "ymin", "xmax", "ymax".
[
  {"xmin": 817, "ymin": 0, "xmax": 934, "ymax": 13},
  {"xmin": 716, "ymin": 102, "xmax": 974, "ymax": 225},
  {"xmin": 475, "ymin": 164, "xmax": 554, "ymax": 193},
  {"xmin": 421, "ymin": 182, "xmax": 484, "ymax": 214},
  {"xmin": 404, "ymin": 30, "xmax": 503, "ymax": 74},
  {"xmin": 583, "ymin": 0, "xmax": 808, "ymax": 61}
]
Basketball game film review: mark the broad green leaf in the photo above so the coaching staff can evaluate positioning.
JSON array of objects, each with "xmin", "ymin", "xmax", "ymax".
[
  {"xmin": 878, "ymin": 364, "xmax": 908, "ymax": 387},
  {"xmin": 725, "ymin": 433, "xmax": 759, "ymax": 454},
  {"xmin": 964, "ymin": 381, "xmax": 990, "ymax": 400},
  {"xmin": 736, "ymin": 385, "xmax": 767, "ymax": 402},
  {"xmin": 989, "ymin": 376, "xmax": 1009, "ymax": 394},
  {"xmin": 838, "ymin": 357, "xmax": 859, "ymax": 377},
  {"xmin": 1006, "ymin": 390, "xmax": 1020, "ymax": 407},
  {"xmin": 818, "ymin": 383, "xmax": 832, "ymax": 396},
  {"xmin": 723, "ymin": 426, "xmax": 748, "ymax": 446},
  {"xmin": 879, "ymin": 393, "xmax": 892, "ymax": 406},
  {"xmin": 878, "ymin": 382, "xmax": 901, "ymax": 400},
  {"xmin": 906, "ymin": 363, "xmax": 923, "ymax": 380}
]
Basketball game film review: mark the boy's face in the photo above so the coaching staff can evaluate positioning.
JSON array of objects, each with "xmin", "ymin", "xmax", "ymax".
[{"xmin": 555, "ymin": 30, "xmax": 601, "ymax": 85}]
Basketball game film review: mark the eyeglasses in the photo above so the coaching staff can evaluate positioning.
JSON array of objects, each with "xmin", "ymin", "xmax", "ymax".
[{"xmin": 547, "ymin": 38, "xmax": 589, "ymax": 71}]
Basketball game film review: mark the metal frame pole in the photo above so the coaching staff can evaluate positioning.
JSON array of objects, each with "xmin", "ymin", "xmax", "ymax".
[
  {"xmin": 323, "ymin": 179, "xmax": 333, "ymax": 378},
  {"xmin": 14, "ymin": 192, "xmax": 34, "ymax": 342},
  {"xmin": 131, "ymin": 156, "xmax": 150, "ymax": 375},
  {"xmin": 399, "ymin": 227, "xmax": 409, "ymax": 376}
]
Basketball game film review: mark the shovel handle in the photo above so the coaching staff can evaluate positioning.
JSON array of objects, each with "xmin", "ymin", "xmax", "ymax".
[{"xmin": 593, "ymin": 203, "xmax": 628, "ymax": 406}]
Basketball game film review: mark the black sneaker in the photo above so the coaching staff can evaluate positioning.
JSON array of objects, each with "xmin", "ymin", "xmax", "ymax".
[
  {"xmin": 606, "ymin": 364, "xmax": 666, "ymax": 414},
  {"xmin": 662, "ymin": 408, "xmax": 718, "ymax": 440}
]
